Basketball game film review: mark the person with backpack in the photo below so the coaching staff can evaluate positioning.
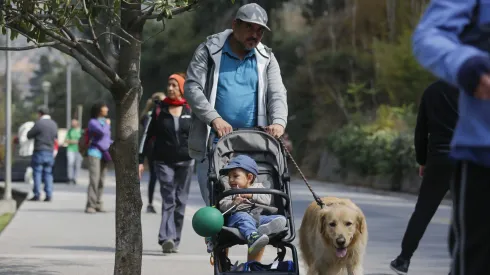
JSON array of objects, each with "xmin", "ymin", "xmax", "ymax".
[
  {"xmin": 138, "ymin": 73, "xmax": 194, "ymax": 254},
  {"xmin": 65, "ymin": 118, "xmax": 83, "ymax": 185},
  {"xmin": 412, "ymin": 1, "xmax": 490, "ymax": 274},
  {"xmin": 84, "ymin": 102, "xmax": 113, "ymax": 214},
  {"xmin": 139, "ymin": 92, "xmax": 166, "ymax": 213}
]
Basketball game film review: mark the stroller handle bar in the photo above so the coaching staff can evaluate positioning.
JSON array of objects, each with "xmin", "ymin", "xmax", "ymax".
[
  {"xmin": 217, "ymin": 188, "xmax": 291, "ymax": 209},
  {"xmin": 206, "ymin": 127, "xmax": 272, "ymax": 154}
]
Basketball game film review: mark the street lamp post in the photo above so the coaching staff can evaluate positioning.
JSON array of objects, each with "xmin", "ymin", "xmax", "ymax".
[
  {"xmin": 66, "ymin": 62, "xmax": 72, "ymax": 129},
  {"xmin": 42, "ymin": 81, "xmax": 51, "ymax": 110},
  {"xmin": 3, "ymin": 29, "xmax": 12, "ymax": 201}
]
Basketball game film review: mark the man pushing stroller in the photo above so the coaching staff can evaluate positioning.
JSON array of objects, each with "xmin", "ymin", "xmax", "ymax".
[{"xmin": 219, "ymin": 155, "xmax": 287, "ymax": 256}]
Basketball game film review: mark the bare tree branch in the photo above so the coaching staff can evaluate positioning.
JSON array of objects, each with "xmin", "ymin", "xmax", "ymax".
[
  {"xmin": 97, "ymin": 31, "xmax": 131, "ymax": 45},
  {"xmin": 0, "ymin": 41, "xmax": 60, "ymax": 51},
  {"xmin": 25, "ymin": 14, "xmax": 78, "ymax": 47},
  {"xmin": 82, "ymin": 0, "xmax": 110, "ymax": 65},
  {"xmin": 52, "ymin": 43, "xmax": 114, "ymax": 90},
  {"xmin": 21, "ymin": 14, "xmax": 125, "ymax": 88},
  {"xmin": 149, "ymin": 2, "xmax": 198, "ymax": 19},
  {"xmin": 131, "ymin": 2, "xmax": 197, "ymax": 29},
  {"xmin": 2, "ymin": 16, "xmax": 115, "ymax": 89}
]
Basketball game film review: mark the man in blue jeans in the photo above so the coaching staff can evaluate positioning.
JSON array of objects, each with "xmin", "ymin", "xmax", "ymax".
[
  {"xmin": 27, "ymin": 106, "xmax": 58, "ymax": 201},
  {"xmin": 412, "ymin": 1, "xmax": 490, "ymax": 274}
]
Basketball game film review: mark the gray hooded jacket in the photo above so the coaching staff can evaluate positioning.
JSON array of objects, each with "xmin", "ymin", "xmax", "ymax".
[{"xmin": 183, "ymin": 29, "xmax": 288, "ymax": 161}]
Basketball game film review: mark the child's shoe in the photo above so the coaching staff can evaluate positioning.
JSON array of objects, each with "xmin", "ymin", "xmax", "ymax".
[
  {"xmin": 247, "ymin": 232, "xmax": 269, "ymax": 255},
  {"xmin": 258, "ymin": 217, "xmax": 287, "ymax": 236}
]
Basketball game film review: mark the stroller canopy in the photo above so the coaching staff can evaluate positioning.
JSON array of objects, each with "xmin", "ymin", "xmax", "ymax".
[{"xmin": 212, "ymin": 130, "xmax": 286, "ymax": 178}]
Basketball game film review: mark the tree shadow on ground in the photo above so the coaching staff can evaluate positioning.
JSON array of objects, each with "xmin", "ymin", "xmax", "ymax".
[
  {"xmin": 0, "ymin": 258, "xmax": 92, "ymax": 275},
  {"xmin": 22, "ymin": 208, "xmax": 103, "ymax": 214},
  {"xmin": 33, "ymin": 245, "xmax": 169, "ymax": 257},
  {"xmin": 32, "ymin": 245, "xmax": 115, "ymax": 253},
  {"xmin": 0, "ymin": 263, "xmax": 58, "ymax": 275}
]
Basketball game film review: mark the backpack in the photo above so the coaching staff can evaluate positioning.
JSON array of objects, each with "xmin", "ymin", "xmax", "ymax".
[{"xmin": 78, "ymin": 128, "xmax": 90, "ymax": 156}]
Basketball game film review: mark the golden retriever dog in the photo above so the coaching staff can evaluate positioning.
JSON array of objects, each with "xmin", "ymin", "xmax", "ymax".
[{"xmin": 299, "ymin": 197, "xmax": 368, "ymax": 275}]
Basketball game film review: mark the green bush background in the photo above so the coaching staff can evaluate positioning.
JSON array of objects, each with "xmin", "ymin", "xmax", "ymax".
[{"xmin": 326, "ymin": 105, "xmax": 419, "ymax": 177}]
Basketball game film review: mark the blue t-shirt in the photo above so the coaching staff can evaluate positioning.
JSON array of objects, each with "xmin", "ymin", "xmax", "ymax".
[{"xmin": 214, "ymin": 38, "xmax": 258, "ymax": 132}]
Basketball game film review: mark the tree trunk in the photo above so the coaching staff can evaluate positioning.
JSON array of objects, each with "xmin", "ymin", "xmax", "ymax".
[
  {"xmin": 326, "ymin": 0, "xmax": 337, "ymax": 52},
  {"xmin": 111, "ymin": 85, "xmax": 143, "ymax": 275},
  {"xmin": 386, "ymin": 0, "xmax": 396, "ymax": 42},
  {"xmin": 112, "ymin": 1, "xmax": 144, "ymax": 274},
  {"xmin": 351, "ymin": 0, "xmax": 357, "ymax": 53}
]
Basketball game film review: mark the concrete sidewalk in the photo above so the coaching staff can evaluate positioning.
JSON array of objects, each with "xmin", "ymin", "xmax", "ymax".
[{"xmin": 0, "ymin": 170, "xmax": 299, "ymax": 275}]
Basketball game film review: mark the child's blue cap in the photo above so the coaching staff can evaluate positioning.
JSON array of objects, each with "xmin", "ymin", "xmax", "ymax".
[{"xmin": 220, "ymin": 155, "xmax": 258, "ymax": 177}]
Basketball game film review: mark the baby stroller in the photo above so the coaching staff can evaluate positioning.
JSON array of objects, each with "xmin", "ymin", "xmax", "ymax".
[{"xmin": 206, "ymin": 128, "xmax": 300, "ymax": 275}]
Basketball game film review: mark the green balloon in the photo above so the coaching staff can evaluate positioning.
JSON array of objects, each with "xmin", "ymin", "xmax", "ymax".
[{"xmin": 192, "ymin": 206, "xmax": 224, "ymax": 237}]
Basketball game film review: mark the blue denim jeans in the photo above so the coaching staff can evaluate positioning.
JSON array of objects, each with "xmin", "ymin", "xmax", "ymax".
[
  {"xmin": 67, "ymin": 151, "xmax": 83, "ymax": 181},
  {"xmin": 31, "ymin": 150, "xmax": 55, "ymax": 199},
  {"xmin": 226, "ymin": 212, "xmax": 283, "ymax": 240}
]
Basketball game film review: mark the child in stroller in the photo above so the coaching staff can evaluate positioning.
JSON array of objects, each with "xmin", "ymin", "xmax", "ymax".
[
  {"xmin": 219, "ymin": 155, "xmax": 287, "ymax": 256},
  {"xmin": 208, "ymin": 128, "xmax": 300, "ymax": 274}
]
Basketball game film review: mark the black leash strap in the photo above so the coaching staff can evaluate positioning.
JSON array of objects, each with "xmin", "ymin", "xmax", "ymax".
[{"xmin": 277, "ymin": 136, "xmax": 325, "ymax": 209}]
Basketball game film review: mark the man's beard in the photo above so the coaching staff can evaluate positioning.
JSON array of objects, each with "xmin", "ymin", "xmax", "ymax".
[{"xmin": 242, "ymin": 38, "xmax": 257, "ymax": 51}]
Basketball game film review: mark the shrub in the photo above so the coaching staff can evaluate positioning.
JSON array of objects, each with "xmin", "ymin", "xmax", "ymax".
[{"xmin": 326, "ymin": 105, "xmax": 418, "ymax": 176}]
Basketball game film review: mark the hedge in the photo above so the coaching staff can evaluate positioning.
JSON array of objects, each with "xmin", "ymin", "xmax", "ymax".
[{"xmin": 326, "ymin": 123, "xmax": 418, "ymax": 177}]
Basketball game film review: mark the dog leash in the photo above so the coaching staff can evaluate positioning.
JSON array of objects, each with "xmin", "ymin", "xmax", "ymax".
[{"xmin": 277, "ymin": 136, "xmax": 325, "ymax": 209}]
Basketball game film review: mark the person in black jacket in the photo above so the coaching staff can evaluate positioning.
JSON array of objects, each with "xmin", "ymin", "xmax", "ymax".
[
  {"xmin": 138, "ymin": 73, "xmax": 194, "ymax": 254},
  {"xmin": 140, "ymin": 92, "xmax": 166, "ymax": 214},
  {"xmin": 390, "ymin": 80, "xmax": 459, "ymax": 275}
]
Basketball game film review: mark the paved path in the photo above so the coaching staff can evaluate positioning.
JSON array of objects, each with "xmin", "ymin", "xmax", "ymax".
[{"xmin": 0, "ymin": 170, "xmax": 451, "ymax": 275}]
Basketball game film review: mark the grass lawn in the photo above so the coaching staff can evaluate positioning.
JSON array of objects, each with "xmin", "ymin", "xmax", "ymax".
[{"xmin": 0, "ymin": 213, "xmax": 13, "ymax": 232}]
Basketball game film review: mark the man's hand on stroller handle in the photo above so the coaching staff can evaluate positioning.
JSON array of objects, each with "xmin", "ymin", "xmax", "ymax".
[
  {"xmin": 211, "ymin": 117, "xmax": 233, "ymax": 137},
  {"xmin": 265, "ymin": 124, "xmax": 285, "ymax": 138},
  {"xmin": 210, "ymin": 118, "xmax": 284, "ymax": 138}
]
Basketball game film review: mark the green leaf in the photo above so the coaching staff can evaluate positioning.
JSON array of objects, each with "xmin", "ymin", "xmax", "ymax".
[
  {"xmin": 73, "ymin": 18, "xmax": 85, "ymax": 33},
  {"xmin": 164, "ymin": 8, "xmax": 172, "ymax": 19},
  {"xmin": 10, "ymin": 29, "xmax": 19, "ymax": 40}
]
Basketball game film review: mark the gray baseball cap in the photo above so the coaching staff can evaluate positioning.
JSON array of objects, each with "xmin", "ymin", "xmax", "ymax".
[{"xmin": 235, "ymin": 3, "xmax": 270, "ymax": 31}]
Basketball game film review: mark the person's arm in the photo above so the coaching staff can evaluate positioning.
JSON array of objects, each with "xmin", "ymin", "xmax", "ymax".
[
  {"xmin": 412, "ymin": 0, "xmax": 490, "ymax": 95},
  {"xmin": 250, "ymin": 182, "xmax": 271, "ymax": 206},
  {"xmin": 26, "ymin": 122, "xmax": 40, "ymax": 139},
  {"xmin": 266, "ymin": 52, "xmax": 288, "ymax": 128},
  {"xmin": 219, "ymin": 195, "xmax": 235, "ymax": 213},
  {"xmin": 183, "ymin": 42, "xmax": 221, "ymax": 126},
  {"xmin": 414, "ymin": 90, "xmax": 429, "ymax": 166},
  {"xmin": 88, "ymin": 119, "xmax": 104, "ymax": 136},
  {"xmin": 139, "ymin": 111, "xmax": 156, "ymax": 164}
]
